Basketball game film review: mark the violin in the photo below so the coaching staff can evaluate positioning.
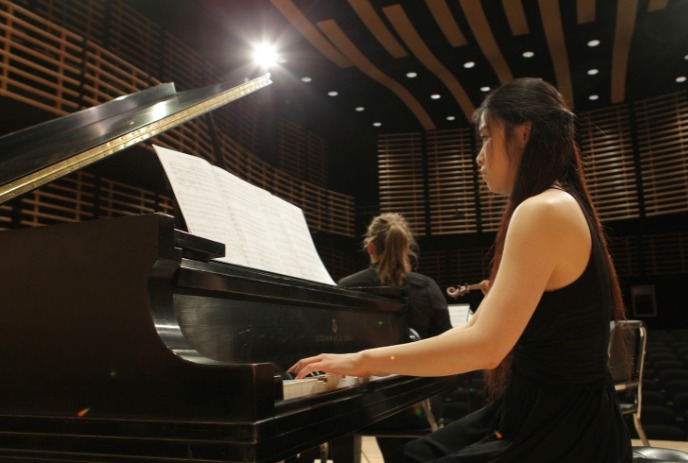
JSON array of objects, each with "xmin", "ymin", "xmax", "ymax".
[{"xmin": 446, "ymin": 283, "xmax": 486, "ymax": 298}]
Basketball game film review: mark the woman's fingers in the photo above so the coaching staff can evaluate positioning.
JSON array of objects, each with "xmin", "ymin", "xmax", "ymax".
[{"xmin": 288, "ymin": 354, "xmax": 324, "ymax": 374}]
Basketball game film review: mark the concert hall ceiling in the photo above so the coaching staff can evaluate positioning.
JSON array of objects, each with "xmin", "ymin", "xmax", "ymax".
[{"xmin": 129, "ymin": 0, "xmax": 688, "ymax": 135}]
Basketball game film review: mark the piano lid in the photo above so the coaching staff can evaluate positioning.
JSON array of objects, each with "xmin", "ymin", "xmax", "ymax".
[{"xmin": 0, "ymin": 74, "xmax": 272, "ymax": 205}]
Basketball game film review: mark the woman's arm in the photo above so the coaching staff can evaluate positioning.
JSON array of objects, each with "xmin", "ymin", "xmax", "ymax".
[{"xmin": 290, "ymin": 196, "xmax": 571, "ymax": 379}]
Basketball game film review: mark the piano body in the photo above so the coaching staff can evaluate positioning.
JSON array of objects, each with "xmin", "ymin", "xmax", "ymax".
[{"xmin": 0, "ymin": 76, "xmax": 456, "ymax": 462}]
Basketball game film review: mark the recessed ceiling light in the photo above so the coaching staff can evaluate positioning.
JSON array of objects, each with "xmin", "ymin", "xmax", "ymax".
[
  {"xmin": 588, "ymin": 39, "xmax": 600, "ymax": 47},
  {"xmin": 447, "ymin": 116, "xmax": 456, "ymax": 121},
  {"xmin": 406, "ymin": 72, "xmax": 417, "ymax": 78},
  {"xmin": 301, "ymin": 76, "xmax": 312, "ymax": 82},
  {"xmin": 328, "ymin": 91, "xmax": 338, "ymax": 97},
  {"xmin": 431, "ymin": 94, "xmax": 441, "ymax": 99},
  {"xmin": 480, "ymin": 87, "xmax": 490, "ymax": 92},
  {"xmin": 523, "ymin": 51, "xmax": 534, "ymax": 58},
  {"xmin": 589, "ymin": 94, "xmax": 599, "ymax": 100},
  {"xmin": 677, "ymin": 76, "xmax": 687, "ymax": 83},
  {"xmin": 355, "ymin": 107, "xmax": 365, "ymax": 112},
  {"xmin": 684, "ymin": 54, "xmax": 688, "ymax": 60},
  {"xmin": 588, "ymin": 69, "xmax": 599, "ymax": 75},
  {"xmin": 373, "ymin": 122, "xmax": 382, "ymax": 127},
  {"xmin": 464, "ymin": 61, "xmax": 475, "ymax": 68}
]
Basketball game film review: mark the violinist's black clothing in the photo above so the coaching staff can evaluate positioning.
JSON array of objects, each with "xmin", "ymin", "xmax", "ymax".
[{"xmin": 338, "ymin": 265, "xmax": 452, "ymax": 339}]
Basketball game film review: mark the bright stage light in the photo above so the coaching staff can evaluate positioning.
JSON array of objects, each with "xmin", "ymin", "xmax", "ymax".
[{"xmin": 252, "ymin": 44, "xmax": 278, "ymax": 68}]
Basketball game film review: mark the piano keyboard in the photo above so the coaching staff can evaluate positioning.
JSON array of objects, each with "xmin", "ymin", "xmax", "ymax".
[{"xmin": 282, "ymin": 374, "xmax": 393, "ymax": 401}]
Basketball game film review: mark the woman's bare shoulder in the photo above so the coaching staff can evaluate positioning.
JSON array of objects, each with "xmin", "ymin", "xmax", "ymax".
[{"xmin": 513, "ymin": 189, "xmax": 582, "ymax": 228}]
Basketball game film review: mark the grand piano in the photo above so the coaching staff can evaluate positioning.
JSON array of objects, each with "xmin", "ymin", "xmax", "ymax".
[{"xmin": 0, "ymin": 76, "xmax": 456, "ymax": 462}]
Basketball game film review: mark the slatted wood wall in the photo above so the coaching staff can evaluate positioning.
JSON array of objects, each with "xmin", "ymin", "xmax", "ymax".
[
  {"xmin": 607, "ymin": 235, "xmax": 641, "ymax": 278},
  {"xmin": 0, "ymin": 171, "xmax": 174, "ymax": 229},
  {"xmin": 635, "ymin": 92, "xmax": 688, "ymax": 216},
  {"xmin": 417, "ymin": 251, "xmax": 448, "ymax": 288},
  {"xmin": 643, "ymin": 232, "xmax": 688, "ymax": 275},
  {"xmin": 578, "ymin": 105, "xmax": 640, "ymax": 221},
  {"xmin": 426, "ymin": 129, "xmax": 478, "ymax": 234},
  {"xmin": 314, "ymin": 244, "xmax": 356, "ymax": 283},
  {"xmin": 278, "ymin": 117, "xmax": 329, "ymax": 188},
  {"xmin": 378, "ymin": 132, "xmax": 427, "ymax": 234},
  {"xmin": 0, "ymin": 0, "xmax": 354, "ymax": 237}
]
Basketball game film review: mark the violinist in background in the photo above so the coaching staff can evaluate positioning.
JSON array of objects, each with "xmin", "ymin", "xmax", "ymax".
[{"xmin": 338, "ymin": 212, "xmax": 451, "ymax": 462}]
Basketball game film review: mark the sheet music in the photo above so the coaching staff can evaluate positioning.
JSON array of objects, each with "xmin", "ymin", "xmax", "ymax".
[
  {"xmin": 153, "ymin": 145, "xmax": 247, "ymax": 266},
  {"xmin": 212, "ymin": 167, "xmax": 285, "ymax": 275},
  {"xmin": 271, "ymin": 196, "xmax": 335, "ymax": 285},
  {"xmin": 253, "ymin": 188, "xmax": 304, "ymax": 279},
  {"xmin": 448, "ymin": 304, "xmax": 473, "ymax": 328}
]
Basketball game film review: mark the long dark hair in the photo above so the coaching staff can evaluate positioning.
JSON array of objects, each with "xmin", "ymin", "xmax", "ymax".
[
  {"xmin": 365, "ymin": 213, "xmax": 417, "ymax": 286},
  {"xmin": 474, "ymin": 78, "xmax": 627, "ymax": 398}
]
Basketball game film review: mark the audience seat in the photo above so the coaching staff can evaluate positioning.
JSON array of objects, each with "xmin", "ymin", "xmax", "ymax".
[
  {"xmin": 652, "ymin": 361, "xmax": 687, "ymax": 375},
  {"xmin": 643, "ymin": 425, "xmax": 687, "ymax": 441},
  {"xmin": 640, "ymin": 406, "xmax": 676, "ymax": 426},
  {"xmin": 642, "ymin": 391, "xmax": 667, "ymax": 406},
  {"xmin": 659, "ymin": 370, "xmax": 688, "ymax": 387},
  {"xmin": 648, "ymin": 353, "xmax": 680, "ymax": 363},
  {"xmin": 665, "ymin": 380, "xmax": 688, "ymax": 401},
  {"xmin": 672, "ymin": 393, "xmax": 688, "ymax": 416}
]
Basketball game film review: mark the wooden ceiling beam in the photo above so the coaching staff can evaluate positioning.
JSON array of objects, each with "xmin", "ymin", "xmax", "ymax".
[
  {"xmin": 457, "ymin": 0, "xmax": 513, "ymax": 83},
  {"xmin": 270, "ymin": 0, "xmax": 352, "ymax": 68},
  {"xmin": 577, "ymin": 0, "xmax": 596, "ymax": 24},
  {"xmin": 425, "ymin": 0, "xmax": 468, "ymax": 47},
  {"xmin": 538, "ymin": 0, "xmax": 574, "ymax": 107},
  {"xmin": 611, "ymin": 0, "xmax": 639, "ymax": 103},
  {"xmin": 501, "ymin": 0, "xmax": 530, "ymax": 36},
  {"xmin": 317, "ymin": 19, "xmax": 436, "ymax": 130},
  {"xmin": 383, "ymin": 4, "xmax": 475, "ymax": 122},
  {"xmin": 346, "ymin": 0, "xmax": 409, "ymax": 58}
]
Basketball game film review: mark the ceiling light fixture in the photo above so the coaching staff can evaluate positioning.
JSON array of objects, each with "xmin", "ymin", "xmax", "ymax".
[
  {"xmin": 301, "ymin": 76, "xmax": 312, "ymax": 82},
  {"xmin": 431, "ymin": 94, "xmax": 441, "ymax": 99},
  {"xmin": 355, "ymin": 107, "xmax": 365, "ymax": 111},
  {"xmin": 588, "ymin": 69, "xmax": 599, "ymax": 75},
  {"xmin": 588, "ymin": 39, "xmax": 600, "ymax": 47},
  {"xmin": 480, "ymin": 87, "xmax": 490, "ymax": 92},
  {"xmin": 373, "ymin": 122, "xmax": 382, "ymax": 127},
  {"xmin": 252, "ymin": 43, "xmax": 278, "ymax": 68},
  {"xmin": 677, "ymin": 76, "xmax": 687, "ymax": 83},
  {"xmin": 684, "ymin": 54, "xmax": 688, "ymax": 60},
  {"xmin": 464, "ymin": 61, "xmax": 475, "ymax": 68},
  {"xmin": 523, "ymin": 51, "xmax": 534, "ymax": 58},
  {"xmin": 589, "ymin": 95, "xmax": 599, "ymax": 100},
  {"xmin": 447, "ymin": 116, "xmax": 456, "ymax": 121},
  {"xmin": 406, "ymin": 72, "xmax": 417, "ymax": 78},
  {"xmin": 328, "ymin": 91, "xmax": 338, "ymax": 97}
]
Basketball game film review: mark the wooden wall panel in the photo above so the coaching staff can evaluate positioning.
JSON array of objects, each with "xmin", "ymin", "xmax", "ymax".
[
  {"xmin": 643, "ymin": 232, "xmax": 687, "ymax": 275},
  {"xmin": 106, "ymin": 1, "xmax": 161, "ymax": 77},
  {"xmin": 478, "ymin": 186, "xmax": 507, "ymax": 233},
  {"xmin": 315, "ymin": 244, "xmax": 355, "ymax": 283},
  {"xmin": 278, "ymin": 117, "xmax": 329, "ymax": 188},
  {"xmin": 608, "ymin": 235, "xmax": 641, "ymax": 277},
  {"xmin": 635, "ymin": 92, "xmax": 688, "ymax": 216},
  {"xmin": 378, "ymin": 132, "xmax": 426, "ymax": 235},
  {"xmin": 35, "ymin": 0, "xmax": 105, "ymax": 46},
  {"xmin": 417, "ymin": 250, "xmax": 447, "ymax": 288},
  {"xmin": 450, "ymin": 247, "xmax": 490, "ymax": 284},
  {"xmin": 426, "ymin": 128, "xmax": 477, "ymax": 234},
  {"xmin": 578, "ymin": 104, "xmax": 640, "ymax": 221}
]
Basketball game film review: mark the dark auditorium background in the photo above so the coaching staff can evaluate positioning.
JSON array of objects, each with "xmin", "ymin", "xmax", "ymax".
[{"xmin": 0, "ymin": 0, "xmax": 686, "ymax": 328}]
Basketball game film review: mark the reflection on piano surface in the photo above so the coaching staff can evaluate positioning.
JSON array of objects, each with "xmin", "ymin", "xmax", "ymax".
[{"xmin": 0, "ymin": 78, "xmax": 456, "ymax": 463}]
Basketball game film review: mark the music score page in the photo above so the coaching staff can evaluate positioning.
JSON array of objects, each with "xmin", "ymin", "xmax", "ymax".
[{"xmin": 154, "ymin": 145, "xmax": 335, "ymax": 285}]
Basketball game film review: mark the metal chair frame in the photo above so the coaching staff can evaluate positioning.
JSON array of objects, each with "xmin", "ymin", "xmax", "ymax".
[{"xmin": 610, "ymin": 320, "xmax": 650, "ymax": 447}]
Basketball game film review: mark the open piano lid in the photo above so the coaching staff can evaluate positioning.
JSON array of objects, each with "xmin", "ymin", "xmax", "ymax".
[{"xmin": 0, "ymin": 74, "xmax": 271, "ymax": 205}]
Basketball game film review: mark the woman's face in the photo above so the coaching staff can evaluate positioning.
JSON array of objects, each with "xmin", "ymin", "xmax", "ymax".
[{"xmin": 476, "ymin": 113, "xmax": 516, "ymax": 195}]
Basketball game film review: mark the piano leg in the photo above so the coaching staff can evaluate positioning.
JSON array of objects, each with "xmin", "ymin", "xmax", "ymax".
[{"xmin": 329, "ymin": 433, "xmax": 362, "ymax": 463}]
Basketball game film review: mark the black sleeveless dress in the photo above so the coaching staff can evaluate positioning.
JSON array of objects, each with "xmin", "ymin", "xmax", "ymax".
[{"xmin": 402, "ymin": 196, "xmax": 632, "ymax": 463}]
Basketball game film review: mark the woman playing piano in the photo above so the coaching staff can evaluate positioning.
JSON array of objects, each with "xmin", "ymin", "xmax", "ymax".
[{"xmin": 290, "ymin": 78, "xmax": 632, "ymax": 462}]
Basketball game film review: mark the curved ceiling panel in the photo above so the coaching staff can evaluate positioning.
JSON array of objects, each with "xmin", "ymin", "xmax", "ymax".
[
  {"xmin": 501, "ymin": 0, "xmax": 530, "ymax": 36},
  {"xmin": 611, "ymin": 0, "xmax": 639, "ymax": 104},
  {"xmin": 317, "ymin": 19, "xmax": 436, "ymax": 130},
  {"xmin": 457, "ymin": 0, "xmax": 514, "ymax": 84},
  {"xmin": 425, "ymin": 0, "xmax": 468, "ymax": 47},
  {"xmin": 383, "ymin": 4, "xmax": 475, "ymax": 121},
  {"xmin": 270, "ymin": 0, "xmax": 352, "ymax": 68},
  {"xmin": 538, "ymin": 0, "xmax": 574, "ymax": 107},
  {"xmin": 347, "ymin": 0, "xmax": 409, "ymax": 59}
]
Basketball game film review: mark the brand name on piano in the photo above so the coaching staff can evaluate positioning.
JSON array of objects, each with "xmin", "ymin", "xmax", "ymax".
[{"xmin": 316, "ymin": 335, "xmax": 354, "ymax": 342}]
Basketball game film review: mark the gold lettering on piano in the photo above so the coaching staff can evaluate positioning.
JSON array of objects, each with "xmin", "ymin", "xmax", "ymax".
[
  {"xmin": 332, "ymin": 318, "xmax": 338, "ymax": 333},
  {"xmin": 316, "ymin": 335, "xmax": 353, "ymax": 342}
]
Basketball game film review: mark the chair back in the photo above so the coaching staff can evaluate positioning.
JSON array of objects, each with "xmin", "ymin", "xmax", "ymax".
[{"xmin": 610, "ymin": 320, "xmax": 648, "ymax": 415}]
